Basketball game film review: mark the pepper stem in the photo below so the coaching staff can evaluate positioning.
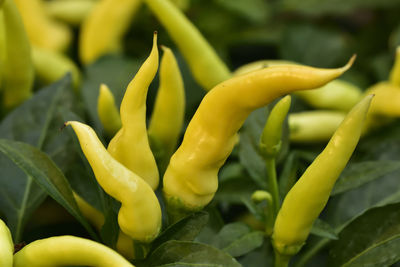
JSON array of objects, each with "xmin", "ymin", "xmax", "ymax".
[
  {"xmin": 265, "ymin": 157, "xmax": 280, "ymax": 217},
  {"xmin": 274, "ymin": 250, "xmax": 291, "ymax": 267}
]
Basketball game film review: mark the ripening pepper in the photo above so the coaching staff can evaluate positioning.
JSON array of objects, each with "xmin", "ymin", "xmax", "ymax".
[
  {"xmin": 272, "ymin": 95, "xmax": 372, "ymax": 260},
  {"xmin": 13, "ymin": 235, "xmax": 134, "ymax": 267},
  {"xmin": 1, "ymin": 0, "xmax": 34, "ymax": 110},
  {"xmin": 107, "ymin": 33, "xmax": 159, "ymax": 190},
  {"xmin": 79, "ymin": 0, "xmax": 141, "ymax": 64},
  {"xmin": 163, "ymin": 57, "xmax": 355, "ymax": 219},
  {"xmin": 148, "ymin": 46, "xmax": 185, "ymax": 173},
  {"xmin": 143, "ymin": 0, "xmax": 231, "ymax": 90},
  {"xmin": 67, "ymin": 121, "xmax": 162, "ymax": 243},
  {"xmin": 97, "ymin": 83, "xmax": 122, "ymax": 137},
  {"xmin": 0, "ymin": 219, "xmax": 13, "ymax": 267},
  {"xmin": 13, "ymin": 0, "xmax": 71, "ymax": 53}
]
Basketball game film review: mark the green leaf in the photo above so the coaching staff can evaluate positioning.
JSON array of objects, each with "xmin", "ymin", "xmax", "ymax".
[
  {"xmin": 280, "ymin": 24, "xmax": 350, "ymax": 68},
  {"xmin": 0, "ymin": 76, "xmax": 72, "ymax": 242},
  {"xmin": 329, "ymin": 203, "xmax": 400, "ymax": 267},
  {"xmin": 146, "ymin": 240, "xmax": 241, "ymax": 267},
  {"xmin": 152, "ymin": 212, "xmax": 209, "ymax": 250},
  {"xmin": 239, "ymin": 108, "xmax": 268, "ymax": 189},
  {"xmin": 0, "ymin": 139, "xmax": 97, "ymax": 240},
  {"xmin": 281, "ymin": 0, "xmax": 400, "ymax": 16},
  {"xmin": 215, "ymin": 0, "xmax": 269, "ymax": 24},
  {"xmin": 310, "ymin": 219, "xmax": 338, "ymax": 240},
  {"xmin": 332, "ymin": 160, "xmax": 400, "ymax": 196},
  {"xmin": 212, "ymin": 222, "xmax": 264, "ymax": 257}
]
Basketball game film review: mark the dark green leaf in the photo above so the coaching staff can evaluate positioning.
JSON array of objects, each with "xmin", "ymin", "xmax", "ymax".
[
  {"xmin": 239, "ymin": 108, "xmax": 268, "ymax": 189},
  {"xmin": 332, "ymin": 160, "xmax": 400, "ymax": 196},
  {"xmin": 0, "ymin": 139, "xmax": 97, "ymax": 240},
  {"xmin": 215, "ymin": 0, "xmax": 269, "ymax": 24},
  {"xmin": 146, "ymin": 240, "xmax": 241, "ymax": 267},
  {"xmin": 310, "ymin": 219, "xmax": 338, "ymax": 240},
  {"xmin": 329, "ymin": 203, "xmax": 400, "ymax": 267},
  {"xmin": 215, "ymin": 175, "xmax": 259, "ymax": 204},
  {"xmin": 152, "ymin": 212, "xmax": 209, "ymax": 250},
  {"xmin": 212, "ymin": 222, "xmax": 264, "ymax": 257},
  {"xmin": 0, "ymin": 76, "xmax": 72, "ymax": 241}
]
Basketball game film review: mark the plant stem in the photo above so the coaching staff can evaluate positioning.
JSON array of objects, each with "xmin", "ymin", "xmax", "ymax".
[
  {"xmin": 265, "ymin": 157, "xmax": 280, "ymax": 215},
  {"xmin": 274, "ymin": 250, "xmax": 291, "ymax": 267}
]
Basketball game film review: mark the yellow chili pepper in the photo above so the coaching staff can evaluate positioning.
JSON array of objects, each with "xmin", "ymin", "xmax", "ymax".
[
  {"xmin": 1, "ymin": 0, "xmax": 34, "ymax": 110},
  {"xmin": 389, "ymin": 46, "xmax": 400, "ymax": 86},
  {"xmin": 13, "ymin": 0, "xmax": 72, "ymax": 53},
  {"xmin": 97, "ymin": 83, "xmax": 122, "ymax": 137},
  {"xmin": 13, "ymin": 235, "xmax": 134, "ymax": 267},
  {"xmin": 233, "ymin": 59, "xmax": 296, "ymax": 76},
  {"xmin": 163, "ymin": 57, "xmax": 355, "ymax": 218},
  {"xmin": 107, "ymin": 33, "xmax": 159, "ymax": 190},
  {"xmin": 289, "ymin": 111, "xmax": 346, "ymax": 143},
  {"xmin": 272, "ymin": 95, "xmax": 372, "ymax": 262},
  {"xmin": 143, "ymin": 0, "xmax": 231, "ymax": 90},
  {"xmin": 366, "ymin": 82, "xmax": 400, "ymax": 116},
  {"xmin": 148, "ymin": 46, "xmax": 185, "ymax": 172},
  {"xmin": 44, "ymin": 0, "xmax": 96, "ymax": 26},
  {"xmin": 67, "ymin": 121, "xmax": 161, "ymax": 243},
  {"xmin": 32, "ymin": 46, "xmax": 81, "ymax": 91},
  {"xmin": 79, "ymin": 0, "xmax": 141, "ymax": 64},
  {"xmin": 0, "ymin": 219, "xmax": 13, "ymax": 267}
]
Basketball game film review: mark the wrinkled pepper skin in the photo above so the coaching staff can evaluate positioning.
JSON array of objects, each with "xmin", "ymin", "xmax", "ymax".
[
  {"xmin": 144, "ymin": 0, "xmax": 231, "ymax": 90},
  {"xmin": 13, "ymin": 235, "xmax": 134, "ymax": 267},
  {"xmin": 13, "ymin": 0, "xmax": 71, "ymax": 52},
  {"xmin": 163, "ymin": 57, "xmax": 355, "ymax": 214},
  {"xmin": 97, "ymin": 83, "xmax": 122, "ymax": 137},
  {"xmin": 272, "ymin": 95, "xmax": 373, "ymax": 256},
  {"xmin": 80, "ymin": 0, "xmax": 141, "ymax": 64},
  {"xmin": 148, "ymin": 46, "xmax": 185, "ymax": 170},
  {"xmin": 1, "ymin": 0, "xmax": 34, "ymax": 109},
  {"xmin": 0, "ymin": 219, "xmax": 13, "ymax": 267},
  {"xmin": 67, "ymin": 121, "xmax": 162, "ymax": 243},
  {"xmin": 107, "ymin": 33, "xmax": 159, "ymax": 190}
]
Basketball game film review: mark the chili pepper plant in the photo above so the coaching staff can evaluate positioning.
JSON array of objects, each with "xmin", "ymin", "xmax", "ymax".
[{"xmin": 0, "ymin": 0, "xmax": 400, "ymax": 266}]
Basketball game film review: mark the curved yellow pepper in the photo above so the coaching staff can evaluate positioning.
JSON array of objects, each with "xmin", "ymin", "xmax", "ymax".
[
  {"xmin": 97, "ymin": 83, "xmax": 122, "ymax": 137},
  {"xmin": 13, "ymin": 235, "xmax": 134, "ymax": 267},
  {"xmin": 13, "ymin": 0, "xmax": 71, "ymax": 53},
  {"xmin": 67, "ymin": 121, "xmax": 162, "ymax": 243},
  {"xmin": 163, "ymin": 57, "xmax": 355, "ymax": 215},
  {"xmin": 148, "ymin": 46, "xmax": 185, "ymax": 171},
  {"xmin": 272, "ymin": 95, "xmax": 372, "ymax": 258},
  {"xmin": 143, "ymin": 0, "xmax": 231, "ymax": 90},
  {"xmin": 79, "ymin": 0, "xmax": 141, "ymax": 64},
  {"xmin": 107, "ymin": 33, "xmax": 159, "ymax": 190},
  {"xmin": 0, "ymin": 219, "xmax": 13, "ymax": 267},
  {"xmin": 1, "ymin": 0, "xmax": 34, "ymax": 110}
]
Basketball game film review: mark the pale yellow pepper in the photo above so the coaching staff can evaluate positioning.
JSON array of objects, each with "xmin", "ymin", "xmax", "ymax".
[
  {"xmin": 0, "ymin": 219, "xmax": 13, "ymax": 267},
  {"xmin": 148, "ymin": 46, "xmax": 185, "ymax": 171},
  {"xmin": 289, "ymin": 111, "xmax": 346, "ymax": 143},
  {"xmin": 79, "ymin": 0, "xmax": 141, "ymax": 64},
  {"xmin": 67, "ymin": 121, "xmax": 162, "ymax": 243},
  {"xmin": 143, "ymin": 0, "xmax": 231, "ymax": 90},
  {"xmin": 389, "ymin": 47, "xmax": 400, "ymax": 86},
  {"xmin": 272, "ymin": 95, "xmax": 372, "ymax": 261},
  {"xmin": 107, "ymin": 33, "xmax": 159, "ymax": 190},
  {"xmin": 45, "ymin": 0, "xmax": 96, "ymax": 26},
  {"xmin": 13, "ymin": 0, "xmax": 72, "ymax": 53},
  {"xmin": 97, "ymin": 84, "xmax": 122, "ymax": 137},
  {"xmin": 366, "ymin": 82, "xmax": 400, "ymax": 116},
  {"xmin": 1, "ymin": 0, "xmax": 34, "ymax": 109},
  {"xmin": 163, "ymin": 57, "xmax": 355, "ymax": 216},
  {"xmin": 13, "ymin": 235, "xmax": 134, "ymax": 267}
]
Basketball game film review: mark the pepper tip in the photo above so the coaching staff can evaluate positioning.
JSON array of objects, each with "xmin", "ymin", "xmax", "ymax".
[{"xmin": 342, "ymin": 54, "xmax": 357, "ymax": 72}]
